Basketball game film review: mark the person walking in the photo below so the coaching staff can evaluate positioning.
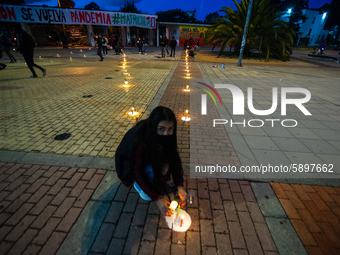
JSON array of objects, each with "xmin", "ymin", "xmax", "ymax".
[
  {"xmin": 169, "ymin": 36, "xmax": 177, "ymax": 57},
  {"xmin": 96, "ymin": 34, "xmax": 104, "ymax": 61},
  {"xmin": 0, "ymin": 31, "xmax": 16, "ymax": 63},
  {"xmin": 102, "ymin": 35, "xmax": 108, "ymax": 55},
  {"xmin": 16, "ymin": 28, "xmax": 46, "ymax": 78}
]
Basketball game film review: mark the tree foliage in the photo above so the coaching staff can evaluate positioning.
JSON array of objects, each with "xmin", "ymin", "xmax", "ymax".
[
  {"xmin": 204, "ymin": 12, "xmax": 221, "ymax": 24},
  {"xmin": 277, "ymin": 0, "xmax": 308, "ymax": 42},
  {"xmin": 206, "ymin": 0, "xmax": 294, "ymax": 61},
  {"xmin": 120, "ymin": 1, "xmax": 141, "ymax": 13},
  {"xmin": 59, "ymin": 0, "xmax": 75, "ymax": 8},
  {"xmin": 84, "ymin": 1, "xmax": 100, "ymax": 10},
  {"xmin": 156, "ymin": 9, "xmax": 198, "ymax": 23},
  {"xmin": 321, "ymin": 0, "xmax": 340, "ymax": 29}
]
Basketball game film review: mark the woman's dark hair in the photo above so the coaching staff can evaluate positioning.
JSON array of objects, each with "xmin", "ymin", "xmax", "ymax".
[{"xmin": 132, "ymin": 106, "xmax": 179, "ymax": 194}]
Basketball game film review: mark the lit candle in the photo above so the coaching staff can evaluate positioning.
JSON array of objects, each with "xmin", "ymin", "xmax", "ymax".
[
  {"xmin": 169, "ymin": 201, "xmax": 178, "ymax": 211},
  {"xmin": 56, "ymin": 54, "xmax": 59, "ymax": 57},
  {"xmin": 70, "ymin": 51, "xmax": 73, "ymax": 54},
  {"xmin": 180, "ymin": 216, "xmax": 184, "ymax": 227},
  {"xmin": 84, "ymin": 54, "xmax": 86, "ymax": 58},
  {"xmin": 80, "ymin": 49, "xmax": 83, "ymax": 52},
  {"xmin": 186, "ymin": 85, "xmax": 189, "ymax": 90},
  {"xmin": 39, "ymin": 56, "xmax": 41, "ymax": 59},
  {"xmin": 187, "ymin": 73, "xmax": 190, "ymax": 77},
  {"xmin": 128, "ymin": 107, "xmax": 138, "ymax": 116},
  {"xmin": 177, "ymin": 205, "xmax": 180, "ymax": 215},
  {"xmin": 70, "ymin": 57, "xmax": 72, "ymax": 60},
  {"xmin": 185, "ymin": 110, "xmax": 188, "ymax": 119}
]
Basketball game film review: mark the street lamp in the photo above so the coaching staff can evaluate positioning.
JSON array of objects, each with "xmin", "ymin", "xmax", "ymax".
[{"xmin": 288, "ymin": 8, "xmax": 292, "ymax": 14}]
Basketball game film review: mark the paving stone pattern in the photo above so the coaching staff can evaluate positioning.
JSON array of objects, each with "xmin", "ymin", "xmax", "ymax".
[
  {"xmin": 0, "ymin": 56, "xmax": 174, "ymax": 158},
  {"xmin": 0, "ymin": 162, "xmax": 105, "ymax": 255},
  {"xmin": 88, "ymin": 177, "xmax": 278, "ymax": 255},
  {"xmin": 158, "ymin": 52, "xmax": 240, "ymax": 166},
  {"xmin": 272, "ymin": 183, "xmax": 340, "ymax": 255}
]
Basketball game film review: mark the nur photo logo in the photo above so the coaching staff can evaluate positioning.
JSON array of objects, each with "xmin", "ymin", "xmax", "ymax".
[
  {"xmin": 197, "ymin": 83, "xmax": 312, "ymax": 128},
  {"xmin": 197, "ymin": 82, "xmax": 223, "ymax": 115}
]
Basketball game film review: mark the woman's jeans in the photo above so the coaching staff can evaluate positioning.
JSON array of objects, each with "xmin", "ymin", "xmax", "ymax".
[{"xmin": 134, "ymin": 165, "xmax": 176, "ymax": 201}]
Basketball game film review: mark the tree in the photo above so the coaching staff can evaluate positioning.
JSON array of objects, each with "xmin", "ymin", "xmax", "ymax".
[
  {"xmin": 0, "ymin": 0, "xmax": 24, "ymax": 4},
  {"xmin": 84, "ymin": 1, "xmax": 100, "ymax": 10},
  {"xmin": 277, "ymin": 0, "xmax": 308, "ymax": 43},
  {"xmin": 120, "ymin": 1, "xmax": 141, "ymax": 13},
  {"xmin": 156, "ymin": 9, "xmax": 198, "ymax": 23},
  {"xmin": 206, "ymin": 0, "xmax": 294, "ymax": 61},
  {"xmin": 204, "ymin": 12, "xmax": 221, "ymax": 24},
  {"xmin": 59, "ymin": 0, "xmax": 75, "ymax": 8},
  {"xmin": 322, "ymin": 0, "xmax": 340, "ymax": 29}
]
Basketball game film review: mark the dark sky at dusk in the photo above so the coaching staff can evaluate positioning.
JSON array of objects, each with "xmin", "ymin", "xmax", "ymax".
[{"xmin": 24, "ymin": 0, "xmax": 332, "ymax": 21}]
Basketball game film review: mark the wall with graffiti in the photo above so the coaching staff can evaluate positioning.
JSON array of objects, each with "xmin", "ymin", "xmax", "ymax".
[{"xmin": 179, "ymin": 25, "xmax": 209, "ymax": 47}]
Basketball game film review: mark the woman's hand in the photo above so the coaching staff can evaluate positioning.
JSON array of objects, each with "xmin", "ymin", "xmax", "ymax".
[
  {"xmin": 178, "ymin": 186, "xmax": 187, "ymax": 206},
  {"xmin": 156, "ymin": 197, "xmax": 173, "ymax": 217}
]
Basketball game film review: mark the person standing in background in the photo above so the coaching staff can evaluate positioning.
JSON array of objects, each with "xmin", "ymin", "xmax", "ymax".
[
  {"xmin": 102, "ymin": 35, "xmax": 108, "ymax": 55},
  {"xmin": 164, "ymin": 36, "xmax": 169, "ymax": 56},
  {"xmin": 0, "ymin": 31, "xmax": 16, "ymax": 63},
  {"xmin": 97, "ymin": 34, "xmax": 104, "ymax": 61}
]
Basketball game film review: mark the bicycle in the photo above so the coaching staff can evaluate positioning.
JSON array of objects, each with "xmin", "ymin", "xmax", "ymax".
[{"xmin": 308, "ymin": 48, "xmax": 326, "ymax": 56}]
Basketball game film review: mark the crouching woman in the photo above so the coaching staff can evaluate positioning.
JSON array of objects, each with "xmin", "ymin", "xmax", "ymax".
[{"xmin": 115, "ymin": 106, "xmax": 187, "ymax": 217}]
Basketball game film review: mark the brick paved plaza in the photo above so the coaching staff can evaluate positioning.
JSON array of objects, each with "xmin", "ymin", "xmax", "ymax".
[{"xmin": 0, "ymin": 47, "xmax": 340, "ymax": 254}]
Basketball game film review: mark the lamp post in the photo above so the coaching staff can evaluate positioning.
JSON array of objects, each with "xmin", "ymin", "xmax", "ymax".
[{"xmin": 237, "ymin": 0, "xmax": 254, "ymax": 67}]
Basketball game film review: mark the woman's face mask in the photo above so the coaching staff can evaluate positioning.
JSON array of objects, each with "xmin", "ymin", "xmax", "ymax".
[{"xmin": 157, "ymin": 134, "xmax": 173, "ymax": 146}]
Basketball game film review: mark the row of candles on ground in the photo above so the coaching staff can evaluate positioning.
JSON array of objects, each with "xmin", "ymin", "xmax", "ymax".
[
  {"xmin": 128, "ymin": 50, "xmax": 192, "ymax": 121},
  {"xmin": 38, "ymin": 49, "xmax": 93, "ymax": 60},
  {"xmin": 121, "ymin": 54, "xmax": 138, "ymax": 117},
  {"xmin": 182, "ymin": 49, "xmax": 191, "ymax": 121}
]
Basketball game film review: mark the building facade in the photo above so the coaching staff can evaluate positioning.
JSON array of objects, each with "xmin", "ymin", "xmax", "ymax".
[{"xmin": 296, "ymin": 9, "xmax": 328, "ymax": 46}]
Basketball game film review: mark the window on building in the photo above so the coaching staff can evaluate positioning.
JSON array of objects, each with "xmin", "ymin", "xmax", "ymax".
[
  {"xmin": 312, "ymin": 17, "xmax": 316, "ymax": 24},
  {"xmin": 308, "ymin": 29, "xmax": 312, "ymax": 36}
]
